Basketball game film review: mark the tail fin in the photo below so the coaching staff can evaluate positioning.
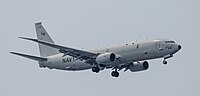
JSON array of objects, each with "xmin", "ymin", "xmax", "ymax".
[{"xmin": 35, "ymin": 22, "xmax": 59, "ymax": 57}]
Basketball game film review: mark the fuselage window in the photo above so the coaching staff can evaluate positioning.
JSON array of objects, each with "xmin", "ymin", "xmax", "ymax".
[{"xmin": 165, "ymin": 41, "xmax": 175, "ymax": 43}]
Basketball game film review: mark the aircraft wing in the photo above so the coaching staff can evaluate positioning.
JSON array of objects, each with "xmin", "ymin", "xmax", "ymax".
[{"xmin": 19, "ymin": 37, "xmax": 98, "ymax": 61}]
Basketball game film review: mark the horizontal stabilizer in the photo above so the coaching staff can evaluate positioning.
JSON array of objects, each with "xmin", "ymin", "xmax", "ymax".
[{"xmin": 10, "ymin": 52, "xmax": 47, "ymax": 61}]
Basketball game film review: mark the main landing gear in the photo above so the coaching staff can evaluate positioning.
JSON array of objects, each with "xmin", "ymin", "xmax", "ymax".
[
  {"xmin": 92, "ymin": 66, "xmax": 119, "ymax": 77},
  {"xmin": 92, "ymin": 67, "xmax": 100, "ymax": 73},
  {"xmin": 111, "ymin": 71, "xmax": 119, "ymax": 77},
  {"xmin": 111, "ymin": 68, "xmax": 119, "ymax": 77},
  {"xmin": 163, "ymin": 60, "xmax": 167, "ymax": 64}
]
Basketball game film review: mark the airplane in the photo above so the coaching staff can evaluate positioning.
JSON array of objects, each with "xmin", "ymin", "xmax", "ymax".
[{"xmin": 10, "ymin": 22, "xmax": 182, "ymax": 77}]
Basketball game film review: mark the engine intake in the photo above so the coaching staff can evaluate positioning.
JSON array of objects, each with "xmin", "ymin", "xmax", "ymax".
[
  {"xmin": 129, "ymin": 61, "xmax": 149, "ymax": 72},
  {"xmin": 96, "ymin": 52, "xmax": 116, "ymax": 65},
  {"xmin": 110, "ymin": 53, "xmax": 115, "ymax": 62}
]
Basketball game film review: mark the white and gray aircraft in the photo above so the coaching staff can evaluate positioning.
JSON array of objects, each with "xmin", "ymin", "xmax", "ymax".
[{"xmin": 10, "ymin": 22, "xmax": 182, "ymax": 77}]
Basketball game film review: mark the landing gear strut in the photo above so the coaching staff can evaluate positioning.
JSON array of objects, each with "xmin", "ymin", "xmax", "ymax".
[
  {"xmin": 92, "ymin": 67, "xmax": 100, "ymax": 73},
  {"xmin": 163, "ymin": 55, "xmax": 173, "ymax": 65}
]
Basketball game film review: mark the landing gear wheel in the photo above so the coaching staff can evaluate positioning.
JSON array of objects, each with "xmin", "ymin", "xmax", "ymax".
[
  {"xmin": 92, "ymin": 67, "xmax": 100, "ymax": 73},
  {"xmin": 111, "ymin": 71, "xmax": 119, "ymax": 77},
  {"xmin": 163, "ymin": 60, "xmax": 167, "ymax": 64}
]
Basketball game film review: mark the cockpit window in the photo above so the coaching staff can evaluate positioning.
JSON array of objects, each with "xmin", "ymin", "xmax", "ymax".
[{"xmin": 165, "ymin": 41, "xmax": 175, "ymax": 43}]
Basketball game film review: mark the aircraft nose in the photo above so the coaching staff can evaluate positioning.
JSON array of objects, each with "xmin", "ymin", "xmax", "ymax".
[{"xmin": 178, "ymin": 45, "xmax": 182, "ymax": 50}]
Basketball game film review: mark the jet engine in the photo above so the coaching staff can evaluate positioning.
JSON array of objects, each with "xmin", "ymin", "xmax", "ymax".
[
  {"xmin": 96, "ymin": 52, "xmax": 116, "ymax": 65},
  {"xmin": 129, "ymin": 61, "xmax": 149, "ymax": 72}
]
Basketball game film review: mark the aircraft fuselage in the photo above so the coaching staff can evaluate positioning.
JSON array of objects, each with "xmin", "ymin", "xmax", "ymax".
[{"xmin": 40, "ymin": 39, "xmax": 181, "ymax": 71}]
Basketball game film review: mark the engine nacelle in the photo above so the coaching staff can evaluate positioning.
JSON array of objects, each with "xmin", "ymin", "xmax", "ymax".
[
  {"xmin": 129, "ymin": 61, "xmax": 149, "ymax": 72},
  {"xmin": 96, "ymin": 52, "xmax": 116, "ymax": 65}
]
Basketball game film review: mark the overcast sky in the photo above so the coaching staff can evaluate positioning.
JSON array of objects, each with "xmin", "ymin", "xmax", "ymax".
[{"xmin": 1, "ymin": 0, "xmax": 200, "ymax": 96}]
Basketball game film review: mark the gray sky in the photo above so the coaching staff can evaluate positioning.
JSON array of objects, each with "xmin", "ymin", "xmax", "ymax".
[{"xmin": 1, "ymin": 0, "xmax": 199, "ymax": 96}]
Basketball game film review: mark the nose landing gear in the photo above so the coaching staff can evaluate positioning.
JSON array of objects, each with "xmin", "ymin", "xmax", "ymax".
[{"xmin": 163, "ymin": 54, "xmax": 173, "ymax": 65}]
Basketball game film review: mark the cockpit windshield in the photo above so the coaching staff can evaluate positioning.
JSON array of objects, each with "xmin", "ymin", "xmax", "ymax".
[{"xmin": 165, "ymin": 41, "xmax": 175, "ymax": 43}]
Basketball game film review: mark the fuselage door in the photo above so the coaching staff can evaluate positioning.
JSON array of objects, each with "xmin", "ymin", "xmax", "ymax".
[{"xmin": 155, "ymin": 41, "xmax": 160, "ymax": 49}]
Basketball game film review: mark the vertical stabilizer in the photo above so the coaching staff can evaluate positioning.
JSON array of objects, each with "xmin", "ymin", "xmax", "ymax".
[{"xmin": 35, "ymin": 22, "xmax": 59, "ymax": 57}]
